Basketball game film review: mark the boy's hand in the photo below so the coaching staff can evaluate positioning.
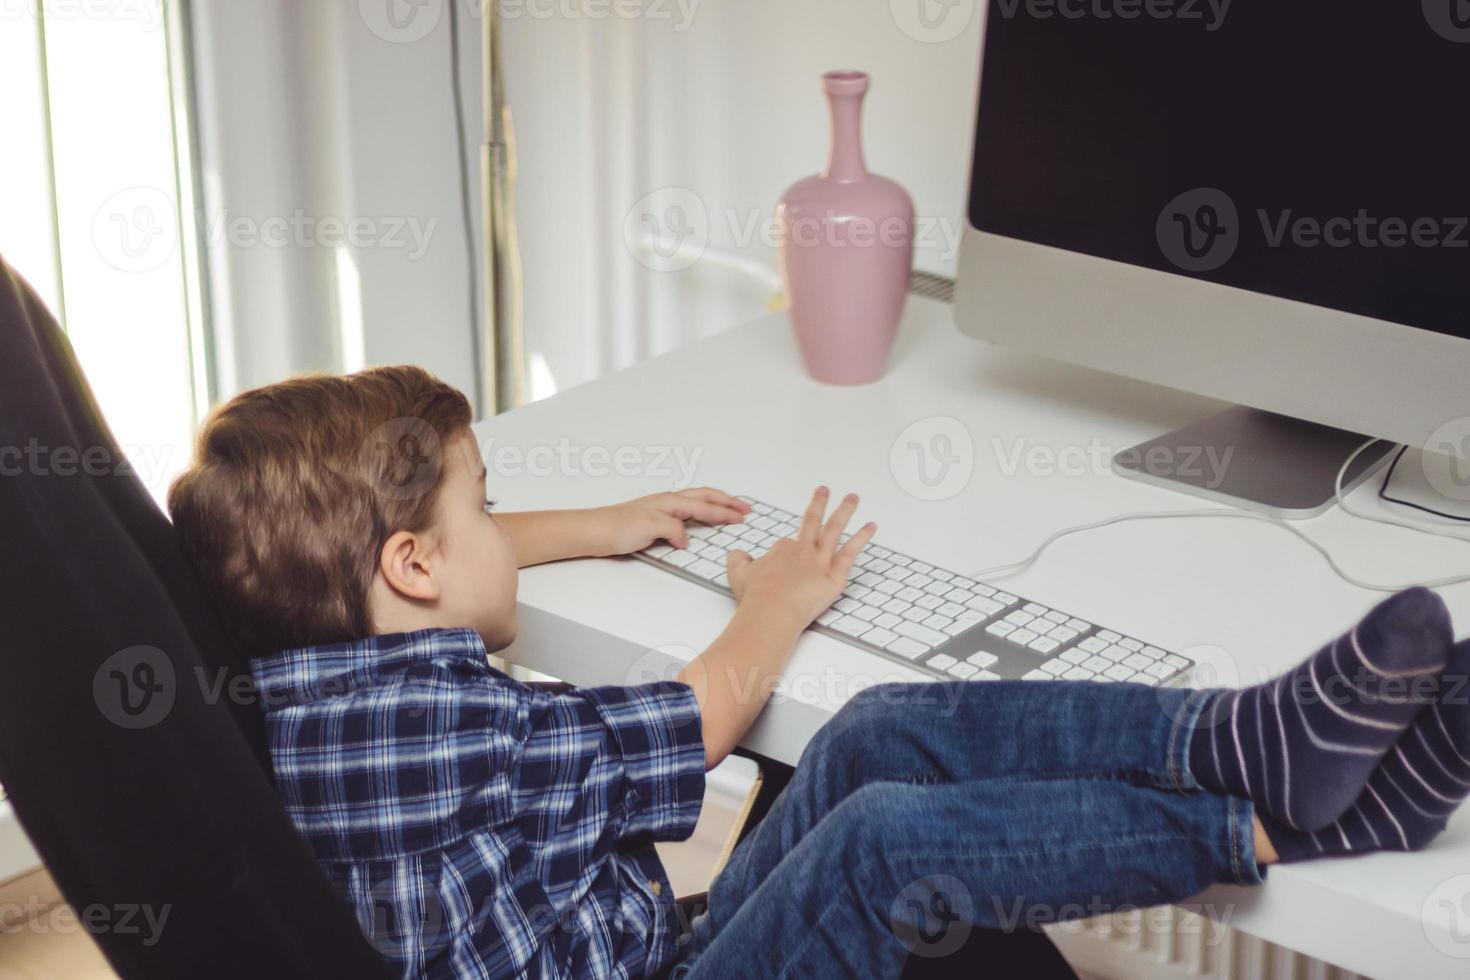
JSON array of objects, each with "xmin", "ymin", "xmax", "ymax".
[
  {"xmin": 591, "ymin": 488, "xmax": 751, "ymax": 557},
  {"xmin": 725, "ymin": 487, "xmax": 877, "ymax": 628}
]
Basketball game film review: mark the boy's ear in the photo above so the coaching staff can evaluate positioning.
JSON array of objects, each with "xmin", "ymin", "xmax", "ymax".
[{"xmin": 378, "ymin": 530, "xmax": 442, "ymax": 602}]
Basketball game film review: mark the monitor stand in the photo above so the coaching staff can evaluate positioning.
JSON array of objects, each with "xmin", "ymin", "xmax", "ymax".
[{"xmin": 1112, "ymin": 406, "xmax": 1396, "ymax": 519}]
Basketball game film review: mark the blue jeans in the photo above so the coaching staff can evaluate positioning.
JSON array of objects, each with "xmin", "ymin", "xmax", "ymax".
[{"xmin": 670, "ymin": 681, "xmax": 1261, "ymax": 979}]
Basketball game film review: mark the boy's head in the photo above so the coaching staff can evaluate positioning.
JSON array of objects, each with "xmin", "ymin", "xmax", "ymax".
[{"xmin": 169, "ymin": 366, "xmax": 518, "ymax": 657}]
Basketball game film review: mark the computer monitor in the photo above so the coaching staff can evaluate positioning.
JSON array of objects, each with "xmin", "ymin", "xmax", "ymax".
[{"xmin": 954, "ymin": 1, "xmax": 1470, "ymax": 517}]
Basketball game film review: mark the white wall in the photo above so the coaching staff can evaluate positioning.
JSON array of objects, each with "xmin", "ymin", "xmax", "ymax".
[
  {"xmin": 189, "ymin": 0, "xmax": 483, "ymax": 403},
  {"xmin": 187, "ymin": 0, "xmax": 983, "ymax": 408},
  {"xmin": 500, "ymin": 0, "xmax": 984, "ymax": 394}
]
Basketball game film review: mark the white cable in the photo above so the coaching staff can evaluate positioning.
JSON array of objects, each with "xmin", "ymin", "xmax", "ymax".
[
  {"xmin": 1333, "ymin": 439, "xmax": 1470, "ymax": 542},
  {"xmin": 971, "ymin": 440, "xmax": 1470, "ymax": 593}
]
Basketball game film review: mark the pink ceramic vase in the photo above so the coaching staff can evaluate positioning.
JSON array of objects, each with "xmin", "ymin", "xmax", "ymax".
[{"xmin": 778, "ymin": 70, "xmax": 915, "ymax": 385}]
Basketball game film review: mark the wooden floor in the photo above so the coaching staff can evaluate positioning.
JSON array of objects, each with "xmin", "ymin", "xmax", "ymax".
[{"xmin": 0, "ymin": 871, "xmax": 115, "ymax": 980}]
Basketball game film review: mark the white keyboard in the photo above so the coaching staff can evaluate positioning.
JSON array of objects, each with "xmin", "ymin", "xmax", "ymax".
[{"xmin": 634, "ymin": 495, "xmax": 1194, "ymax": 686}]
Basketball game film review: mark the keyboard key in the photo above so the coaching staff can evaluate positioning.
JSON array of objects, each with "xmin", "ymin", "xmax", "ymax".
[
  {"xmin": 869, "ymin": 545, "xmax": 892, "ymax": 558},
  {"xmin": 1104, "ymin": 664, "xmax": 1135, "ymax": 682},
  {"xmin": 897, "ymin": 621, "xmax": 950, "ymax": 647},
  {"xmin": 1060, "ymin": 648, "xmax": 1089, "ymax": 665},
  {"xmin": 1101, "ymin": 645, "xmax": 1131, "ymax": 662},
  {"xmin": 665, "ymin": 550, "xmax": 697, "ymax": 568},
  {"xmin": 966, "ymin": 597, "xmax": 1005, "ymax": 617},
  {"xmin": 1044, "ymin": 610, "xmax": 1069, "ymax": 624},
  {"xmin": 687, "ymin": 559, "xmax": 724, "ymax": 579},
  {"xmin": 875, "ymin": 612, "xmax": 903, "ymax": 629},
  {"xmin": 907, "ymin": 573, "xmax": 934, "ymax": 590},
  {"xmin": 951, "ymin": 576, "xmax": 977, "ymax": 590},
  {"xmin": 1024, "ymin": 603, "xmax": 1048, "ymax": 615},
  {"xmin": 994, "ymin": 592, "xmax": 1019, "ymax": 605},
  {"xmin": 1010, "ymin": 629, "xmax": 1039, "ymax": 646},
  {"xmin": 967, "ymin": 651, "xmax": 999, "ymax": 668},
  {"xmin": 1029, "ymin": 636, "xmax": 1060, "ymax": 654},
  {"xmin": 1144, "ymin": 662, "xmax": 1173, "ymax": 679},
  {"xmin": 910, "ymin": 561, "xmax": 934, "ymax": 573},
  {"xmin": 882, "ymin": 599, "xmax": 909, "ymax": 615},
  {"xmin": 937, "ymin": 602, "xmax": 965, "ymax": 618},
  {"xmin": 948, "ymin": 662, "xmax": 978, "ymax": 679},
  {"xmin": 1063, "ymin": 667, "xmax": 1095, "ymax": 681},
  {"xmin": 857, "ymin": 572, "xmax": 884, "ymax": 588},
  {"xmin": 923, "ymin": 614, "xmax": 954, "ymax": 632},
  {"xmin": 832, "ymin": 616, "xmax": 872, "ymax": 638},
  {"xmin": 1121, "ymin": 638, "xmax": 1143, "ymax": 651},
  {"xmin": 1004, "ymin": 611, "xmax": 1036, "ymax": 627},
  {"xmin": 900, "ymin": 607, "xmax": 929, "ymax": 623},
  {"xmin": 1078, "ymin": 636, "xmax": 1108, "ymax": 654},
  {"xmin": 986, "ymin": 621, "xmax": 1016, "ymax": 638},
  {"xmin": 865, "ymin": 627, "xmax": 898, "ymax": 648},
  {"xmin": 1124, "ymin": 653, "xmax": 1152, "ymax": 671},
  {"xmin": 941, "ymin": 618, "xmax": 972, "ymax": 637},
  {"xmin": 929, "ymin": 569, "xmax": 953, "ymax": 583},
  {"xmin": 928, "ymin": 654, "xmax": 958, "ymax": 670},
  {"xmin": 1022, "ymin": 669, "xmax": 1051, "ymax": 680},
  {"xmin": 1083, "ymin": 656, "xmax": 1112, "ymax": 673},
  {"xmin": 645, "ymin": 544, "xmax": 675, "ymax": 558},
  {"xmin": 897, "ymin": 586, "xmax": 925, "ymax": 602},
  {"xmin": 954, "ymin": 610, "xmax": 986, "ymax": 627},
  {"xmin": 1042, "ymin": 660, "xmax": 1069, "ymax": 676},
  {"xmin": 1066, "ymin": 618, "xmax": 1091, "ymax": 631},
  {"xmin": 834, "ymin": 598, "xmax": 861, "ymax": 613},
  {"xmin": 886, "ymin": 638, "xmax": 929, "ymax": 660},
  {"xmin": 1098, "ymin": 629, "xmax": 1121, "ymax": 643},
  {"xmin": 1143, "ymin": 646, "xmax": 1167, "ymax": 660},
  {"xmin": 875, "ymin": 580, "xmax": 903, "ymax": 595},
  {"xmin": 916, "ymin": 595, "xmax": 945, "ymax": 611},
  {"xmin": 923, "ymin": 581, "xmax": 952, "ymax": 597},
  {"xmin": 1163, "ymin": 654, "xmax": 1189, "ymax": 669},
  {"xmin": 817, "ymin": 609, "xmax": 842, "ymax": 626},
  {"xmin": 1049, "ymin": 627, "xmax": 1079, "ymax": 644},
  {"xmin": 854, "ymin": 605, "xmax": 881, "ymax": 622}
]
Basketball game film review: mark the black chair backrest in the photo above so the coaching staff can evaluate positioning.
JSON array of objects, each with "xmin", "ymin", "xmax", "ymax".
[{"xmin": 0, "ymin": 256, "xmax": 392, "ymax": 978}]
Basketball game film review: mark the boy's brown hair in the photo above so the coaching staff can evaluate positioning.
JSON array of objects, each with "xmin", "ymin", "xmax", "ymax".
[{"xmin": 169, "ymin": 365, "xmax": 472, "ymax": 656}]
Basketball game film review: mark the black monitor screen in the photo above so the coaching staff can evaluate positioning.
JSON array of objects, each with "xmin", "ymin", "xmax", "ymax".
[{"xmin": 969, "ymin": 1, "xmax": 1470, "ymax": 338}]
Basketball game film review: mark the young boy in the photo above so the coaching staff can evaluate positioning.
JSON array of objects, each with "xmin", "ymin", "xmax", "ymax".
[{"xmin": 169, "ymin": 365, "xmax": 1470, "ymax": 980}]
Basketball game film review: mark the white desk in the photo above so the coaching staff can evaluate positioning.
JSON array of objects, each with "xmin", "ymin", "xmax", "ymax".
[{"xmin": 481, "ymin": 297, "xmax": 1470, "ymax": 980}]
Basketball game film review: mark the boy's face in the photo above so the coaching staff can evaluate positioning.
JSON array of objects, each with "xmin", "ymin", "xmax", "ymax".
[{"xmin": 431, "ymin": 430, "xmax": 519, "ymax": 650}]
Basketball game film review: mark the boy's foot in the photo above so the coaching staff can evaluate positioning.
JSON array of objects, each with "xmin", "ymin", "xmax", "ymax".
[
  {"xmin": 1262, "ymin": 637, "xmax": 1470, "ymax": 861},
  {"xmin": 1189, "ymin": 588, "xmax": 1451, "ymax": 832}
]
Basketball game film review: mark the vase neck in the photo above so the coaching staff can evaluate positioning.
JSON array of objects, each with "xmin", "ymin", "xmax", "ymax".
[{"xmin": 824, "ymin": 89, "xmax": 868, "ymax": 182}]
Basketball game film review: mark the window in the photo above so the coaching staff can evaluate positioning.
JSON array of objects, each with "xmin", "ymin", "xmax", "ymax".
[{"xmin": 0, "ymin": 0, "xmax": 206, "ymax": 505}]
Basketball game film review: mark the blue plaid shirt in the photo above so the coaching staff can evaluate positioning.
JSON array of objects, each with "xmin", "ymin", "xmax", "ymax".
[{"xmin": 250, "ymin": 628, "xmax": 706, "ymax": 979}]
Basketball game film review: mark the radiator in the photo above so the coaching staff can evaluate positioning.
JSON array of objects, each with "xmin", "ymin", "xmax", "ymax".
[{"xmin": 1044, "ymin": 907, "xmax": 1370, "ymax": 980}]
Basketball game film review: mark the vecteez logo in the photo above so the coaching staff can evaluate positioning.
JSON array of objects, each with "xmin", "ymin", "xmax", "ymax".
[
  {"xmin": 1156, "ymin": 188, "xmax": 1239, "ymax": 272},
  {"xmin": 1157, "ymin": 188, "xmax": 1468, "ymax": 273},
  {"xmin": 1423, "ymin": 0, "xmax": 1470, "ymax": 42}
]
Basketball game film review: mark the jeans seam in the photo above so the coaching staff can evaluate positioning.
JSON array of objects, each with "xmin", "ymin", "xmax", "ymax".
[{"xmin": 1168, "ymin": 689, "xmax": 1215, "ymax": 793}]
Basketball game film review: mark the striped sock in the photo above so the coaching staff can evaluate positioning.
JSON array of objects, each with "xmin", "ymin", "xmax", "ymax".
[
  {"xmin": 1188, "ymin": 588, "xmax": 1451, "ymax": 832},
  {"xmin": 1262, "ymin": 639, "xmax": 1470, "ymax": 861}
]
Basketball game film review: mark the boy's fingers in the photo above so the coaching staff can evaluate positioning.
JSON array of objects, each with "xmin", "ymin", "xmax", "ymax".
[
  {"xmin": 797, "ymin": 487, "xmax": 829, "ymax": 543},
  {"xmin": 726, "ymin": 549, "xmax": 752, "ymax": 571},
  {"xmin": 668, "ymin": 497, "xmax": 745, "ymax": 526},
  {"xmin": 660, "ymin": 515, "xmax": 690, "ymax": 549},
  {"xmin": 682, "ymin": 488, "xmax": 751, "ymax": 512},
  {"xmin": 818, "ymin": 493, "xmax": 859, "ymax": 552},
  {"xmin": 835, "ymin": 522, "xmax": 878, "ymax": 573}
]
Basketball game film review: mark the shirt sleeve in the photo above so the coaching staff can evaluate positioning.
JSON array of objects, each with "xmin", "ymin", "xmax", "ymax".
[{"xmin": 563, "ymin": 681, "xmax": 707, "ymax": 844}]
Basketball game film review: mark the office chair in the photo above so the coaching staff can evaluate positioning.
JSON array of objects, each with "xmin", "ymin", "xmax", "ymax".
[
  {"xmin": 0, "ymin": 256, "xmax": 393, "ymax": 978},
  {"xmin": 0, "ymin": 254, "xmax": 1074, "ymax": 979}
]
